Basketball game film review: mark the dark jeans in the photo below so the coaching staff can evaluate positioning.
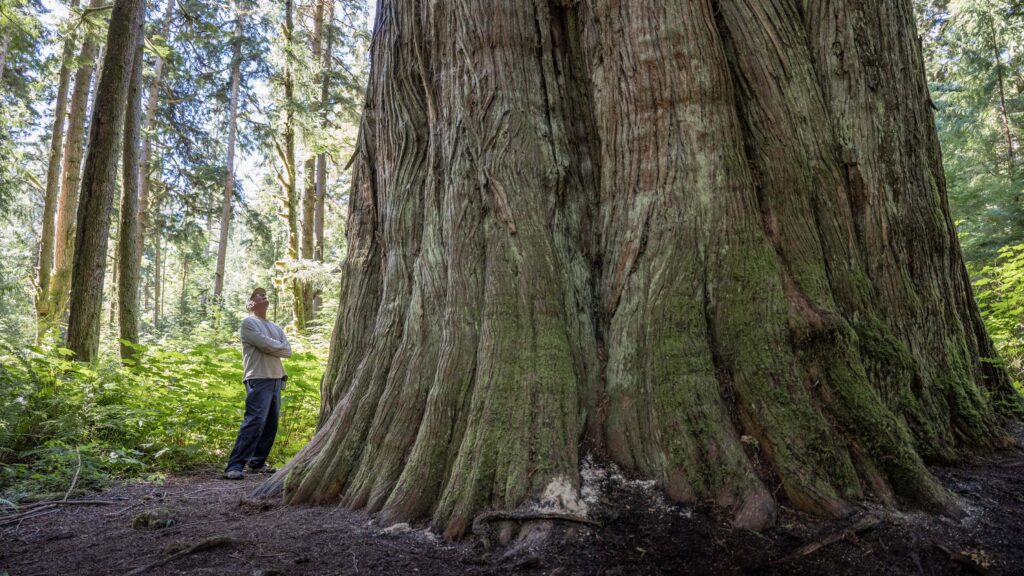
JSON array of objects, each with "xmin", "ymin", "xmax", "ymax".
[{"xmin": 225, "ymin": 378, "xmax": 282, "ymax": 472}]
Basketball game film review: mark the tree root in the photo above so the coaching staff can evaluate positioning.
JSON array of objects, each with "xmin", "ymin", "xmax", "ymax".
[
  {"xmin": 772, "ymin": 514, "xmax": 881, "ymax": 564},
  {"xmin": 124, "ymin": 535, "xmax": 244, "ymax": 576},
  {"xmin": 471, "ymin": 509, "xmax": 602, "ymax": 535}
]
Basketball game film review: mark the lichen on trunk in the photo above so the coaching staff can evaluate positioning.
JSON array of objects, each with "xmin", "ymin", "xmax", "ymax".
[{"xmin": 256, "ymin": 0, "xmax": 1023, "ymax": 539}]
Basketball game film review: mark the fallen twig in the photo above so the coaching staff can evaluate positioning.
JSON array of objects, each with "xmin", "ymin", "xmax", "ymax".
[
  {"xmin": 0, "ymin": 508, "xmax": 59, "ymax": 527},
  {"xmin": 772, "ymin": 514, "xmax": 881, "ymax": 564},
  {"xmin": 63, "ymin": 447, "xmax": 82, "ymax": 501},
  {"xmin": 125, "ymin": 535, "xmax": 244, "ymax": 576},
  {"xmin": 106, "ymin": 501, "xmax": 146, "ymax": 517},
  {"xmin": 3, "ymin": 498, "xmax": 126, "ymax": 515}
]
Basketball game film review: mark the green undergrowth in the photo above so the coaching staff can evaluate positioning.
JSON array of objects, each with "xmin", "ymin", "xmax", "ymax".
[
  {"xmin": 970, "ymin": 242, "xmax": 1024, "ymax": 396},
  {"xmin": 0, "ymin": 330, "xmax": 326, "ymax": 503}
]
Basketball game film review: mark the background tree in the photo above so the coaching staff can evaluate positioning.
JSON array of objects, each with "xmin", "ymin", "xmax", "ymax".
[
  {"xmin": 66, "ymin": 0, "xmax": 146, "ymax": 361},
  {"xmin": 257, "ymin": 0, "xmax": 1023, "ymax": 539},
  {"xmin": 117, "ymin": 6, "xmax": 145, "ymax": 361},
  {"xmin": 36, "ymin": 0, "xmax": 81, "ymax": 324},
  {"xmin": 48, "ymin": 0, "xmax": 106, "ymax": 330},
  {"xmin": 213, "ymin": 3, "xmax": 244, "ymax": 302}
]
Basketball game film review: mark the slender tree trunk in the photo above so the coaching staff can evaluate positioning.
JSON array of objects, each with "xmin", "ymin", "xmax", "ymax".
[
  {"xmin": 282, "ymin": 0, "xmax": 304, "ymax": 330},
  {"xmin": 50, "ymin": 0, "xmax": 105, "ymax": 328},
  {"xmin": 257, "ymin": 0, "xmax": 1023, "ymax": 540},
  {"xmin": 67, "ymin": 0, "xmax": 147, "ymax": 361},
  {"xmin": 298, "ymin": 0, "xmax": 325, "ymax": 325},
  {"xmin": 137, "ymin": 0, "xmax": 175, "ymax": 271},
  {"xmin": 153, "ymin": 216, "xmax": 161, "ymax": 330},
  {"xmin": 994, "ymin": 42, "xmax": 1015, "ymax": 170},
  {"xmin": 180, "ymin": 256, "xmax": 187, "ymax": 313},
  {"xmin": 109, "ymin": 234, "xmax": 118, "ymax": 327},
  {"xmin": 118, "ymin": 19, "xmax": 145, "ymax": 361},
  {"xmin": 311, "ymin": 0, "xmax": 333, "ymax": 316},
  {"xmin": 37, "ymin": 0, "xmax": 82, "ymax": 325},
  {"xmin": 0, "ymin": 34, "xmax": 9, "ymax": 81},
  {"xmin": 214, "ymin": 7, "xmax": 243, "ymax": 302}
]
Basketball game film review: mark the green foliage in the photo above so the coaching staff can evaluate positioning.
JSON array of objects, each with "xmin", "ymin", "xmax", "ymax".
[
  {"xmin": 969, "ymin": 243, "xmax": 1024, "ymax": 391},
  {"xmin": 0, "ymin": 331, "xmax": 326, "ymax": 501}
]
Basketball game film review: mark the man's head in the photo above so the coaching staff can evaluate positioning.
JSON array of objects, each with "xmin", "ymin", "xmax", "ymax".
[{"xmin": 246, "ymin": 287, "xmax": 269, "ymax": 317}]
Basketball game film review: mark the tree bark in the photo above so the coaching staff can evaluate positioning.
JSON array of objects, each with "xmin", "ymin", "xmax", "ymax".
[
  {"xmin": 137, "ymin": 0, "xmax": 175, "ymax": 276},
  {"xmin": 213, "ymin": 6, "xmax": 243, "ymax": 301},
  {"xmin": 118, "ymin": 12, "xmax": 145, "ymax": 361},
  {"xmin": 50, "ymin": 0, "xmax": 105, "ymax": 329},
  {"xmin": 257, "ymin": 0, "xmax": 1024, "ymax": 539},
  {"xmin": 37, "ymin": 0, "xmax": 82, "ymax": 325},
  {"xmin": 67, "ymin": 0, "xmax": 146, "ymax": 361}
]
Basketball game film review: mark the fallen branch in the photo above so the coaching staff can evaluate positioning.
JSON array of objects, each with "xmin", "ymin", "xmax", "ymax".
[
  {"xmin": 63, "ymin": 447, "xmax": 82, "ymax": 501},
  {"xmin": 772, "ymin": 514, "xmax": 881, "ymax": 564},
  {"xmin": 4, "ymin": 498, "xmax": 126, "ymax": 514},
  {"xmin": 0, "ymin": 508, "xmax": 58, "ymax": 527},
  {"xmin": 125, "ymin": 535, "xmax": 244, "ymax": 576}
]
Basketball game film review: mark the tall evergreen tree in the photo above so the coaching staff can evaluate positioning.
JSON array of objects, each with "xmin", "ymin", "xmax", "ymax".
[{"xmin": 67, "ymin": 0, "xmax": 146, "ymax": 361}]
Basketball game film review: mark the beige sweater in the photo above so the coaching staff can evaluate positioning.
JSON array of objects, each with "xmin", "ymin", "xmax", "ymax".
[{"xmin": 240, "ymin": 315, "xmax": 292, "ymax": 381}]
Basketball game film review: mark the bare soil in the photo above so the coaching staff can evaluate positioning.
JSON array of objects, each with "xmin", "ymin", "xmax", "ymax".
[{"xmin": 3, "ymin": 429, "xmax": 1024, "ymax": 576}]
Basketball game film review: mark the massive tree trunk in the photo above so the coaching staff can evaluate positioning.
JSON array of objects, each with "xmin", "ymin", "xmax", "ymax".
[
  {"xmin": 50, "ymin": 0, "xmax": 105, "ymax": 329},
  {"xmin": 117, "ymin": 17, "xmax": 145, "ymax": 361},
  {"xmin": 213, "ymin": 6, "xmax": 243, "ymax": 301},
  {"xmin": 67, "ymin": 0, "xmax": 146, "ymax": 361},
  {"xmin": 37, "ymin": 0, "xmax": 82, "ymax": 325},
  {"xmin": 257, "ymin": 0, "xmax": 1023, "ymax": 538}
]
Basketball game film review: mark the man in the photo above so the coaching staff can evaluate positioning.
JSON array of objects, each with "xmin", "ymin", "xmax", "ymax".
[{"xmin": 224, "ymin": 287, "xmax": 292, "ymax": 479}]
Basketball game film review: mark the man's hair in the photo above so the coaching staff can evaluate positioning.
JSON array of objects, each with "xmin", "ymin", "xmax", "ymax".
[{"xmin": 246, "ymin": 287, "xmax": 267, "ymax": 312}]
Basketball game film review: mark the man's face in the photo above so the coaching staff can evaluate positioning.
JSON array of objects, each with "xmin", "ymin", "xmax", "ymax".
[{"xmin": 251, "ymin": 291, "xmax": 269, "ymax": 314}]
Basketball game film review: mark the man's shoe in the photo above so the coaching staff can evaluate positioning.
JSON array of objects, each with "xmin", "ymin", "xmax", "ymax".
[
  {"xmin": 246, "ymin": 463, "xmax": 277, "ymax": 474},
  {"xmin": 224, "ymin": 469, "xmax": 244, "ymax": 480}
]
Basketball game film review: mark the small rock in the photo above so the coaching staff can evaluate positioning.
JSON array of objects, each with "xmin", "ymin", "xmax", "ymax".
[
  {"xmin": 132, "ymin": 508, "xmax": 176, "ymax": 530},
  {"xmin": 253, "ymin": 570, "xmax": 285, "ymax": 576}
]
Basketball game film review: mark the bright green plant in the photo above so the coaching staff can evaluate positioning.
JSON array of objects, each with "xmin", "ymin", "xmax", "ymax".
[{"xmin": 0, "ymin": 329, "xmax": 327, "ymax": 501}]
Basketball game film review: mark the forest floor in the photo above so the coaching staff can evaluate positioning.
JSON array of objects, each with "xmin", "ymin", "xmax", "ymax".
[{"xmin": 3, "ymin": 429, "xmax": 1024, "ymax": 575}]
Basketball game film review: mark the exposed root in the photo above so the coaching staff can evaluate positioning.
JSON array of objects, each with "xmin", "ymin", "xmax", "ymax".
[
  {"xmin": 124, "ymin": 535, "xmax": 244, "ymax": 576},
  {"xmin": 772, "ymin": 514, "xmax": 882, "ymax": 564}
]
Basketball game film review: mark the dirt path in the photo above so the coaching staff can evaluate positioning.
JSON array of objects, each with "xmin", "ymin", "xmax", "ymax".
[{"xmin": 3, "ymin": 430, "xmax": 1024, "ymax": 575}]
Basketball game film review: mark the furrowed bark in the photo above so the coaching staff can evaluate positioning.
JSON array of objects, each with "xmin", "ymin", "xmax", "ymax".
[{"xmin": 258, "ymin": 0, "xmax": 1023, "ymax": 538}]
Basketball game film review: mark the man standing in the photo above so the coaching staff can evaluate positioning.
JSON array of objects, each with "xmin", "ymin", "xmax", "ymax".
[{"xmin": 224, "ymin": 287, "xmax": 292, "ymax": 479}]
